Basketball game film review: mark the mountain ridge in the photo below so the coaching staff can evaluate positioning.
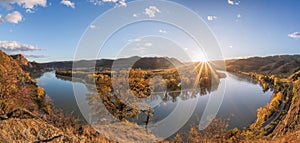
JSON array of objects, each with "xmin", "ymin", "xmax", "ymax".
[{"xmin": 40, "ymin": 56, "xmax": 184, "ymax": 70}]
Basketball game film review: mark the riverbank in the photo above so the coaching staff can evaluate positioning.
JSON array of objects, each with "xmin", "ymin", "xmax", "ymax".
[
  {"xmin": 50, "ymin": 69, "xmax": 274, "ymax": 141},
  {"xmin": 224, "ymin": 71, "xmax": 299, "ymax": 140}
]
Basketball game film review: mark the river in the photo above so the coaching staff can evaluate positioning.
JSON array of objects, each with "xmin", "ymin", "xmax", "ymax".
[{"xmin": 37, "ymin": 71, "xmax": 272, "ymax": 135}]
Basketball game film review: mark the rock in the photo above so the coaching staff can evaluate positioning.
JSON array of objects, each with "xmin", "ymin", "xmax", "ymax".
[
  {"xmin": 0, "ymin": 118, "xmax": 64, "ymax": 142},
  {"xmin": 10, "ymin": 54, "xmax": 29, "ymax": 67},
  {"xmin": 93, "ymin": 121, "xmax": 160, "ymax": 143}
]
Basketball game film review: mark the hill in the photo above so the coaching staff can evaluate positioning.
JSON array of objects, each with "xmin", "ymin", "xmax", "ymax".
[
  {"xmin": 0, "ymin": 50, "xmax": 112, "ymax": 142},
  {"xmin": 225, "ymin": 55, "xmax": 300, "ymax": 77},
  {"xmin": 10, "ymin": 54, "xmax": 29, "ymax": 66},
  {"xmin": 10, "ymin": 54, "xmax": 47, "ymax": 78},
  {"xmin": 41, "ymin": 56, "xmax": 183, "ymax": 70}
]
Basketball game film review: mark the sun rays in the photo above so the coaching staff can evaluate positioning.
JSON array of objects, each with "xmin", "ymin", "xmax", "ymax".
[{"xmin": 193, "ymin": 61, "xmax": 219, "ymax": 90}]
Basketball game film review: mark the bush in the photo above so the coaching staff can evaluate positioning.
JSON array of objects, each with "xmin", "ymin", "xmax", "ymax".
[{"xmin": 36, "ymin": 87, "xmax": 45, "ymax": 101}]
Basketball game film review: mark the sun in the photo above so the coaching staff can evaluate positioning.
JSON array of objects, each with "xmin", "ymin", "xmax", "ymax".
[
  {"xmin": 201, "ymin": 58, "xmax": 208, "ymax": 63},
  {"xmin": 194, "ymin": 56, "xmax": 208, "ymax": 63},
  {"xmin": 192, "ymin": 53, "xmax": 208, "ymax": 63}
]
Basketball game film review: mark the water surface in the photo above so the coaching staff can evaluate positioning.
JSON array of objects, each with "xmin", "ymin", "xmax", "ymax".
[{"xmin": 38, "ymin": 71, "xmax": 272, "ymax": 133}]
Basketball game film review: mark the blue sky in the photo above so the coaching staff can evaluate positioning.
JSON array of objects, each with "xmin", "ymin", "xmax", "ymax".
[{"xmin": 0, "ymin": 0, "xmax": 299, "ymax": 62}]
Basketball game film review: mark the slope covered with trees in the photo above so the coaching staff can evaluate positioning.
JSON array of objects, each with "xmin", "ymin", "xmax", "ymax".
[
  {"xmin": 0, "ymin": 50, "xmax": 111, "ymax": 142},
  {"xmin": 225, "ymin": 55, "xmax": 300, "ymax": 77}
]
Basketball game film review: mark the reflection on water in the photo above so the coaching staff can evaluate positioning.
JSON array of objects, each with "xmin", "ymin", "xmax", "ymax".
[
  {"xmin": 37, "ymin": 71, "xmax": 89, "ymax": 121},
  {"xmin": 38, "ymin": 71, "xmax": 272, "ymax": 137}
]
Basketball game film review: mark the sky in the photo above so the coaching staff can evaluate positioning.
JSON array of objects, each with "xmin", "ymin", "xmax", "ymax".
[{"xmin": 0, "ymin": 0, "xmax": 299, "ymax": 62}]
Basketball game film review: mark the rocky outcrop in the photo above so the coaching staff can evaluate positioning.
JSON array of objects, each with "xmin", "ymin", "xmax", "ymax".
[
  {"xmin": 10, "ymin": 53, "xmax": 46, "ymax": 79},
  {"xmin": 0, "ymin": 51, "xmax": 25, "ymax": 75},
  {"xmin": 10, "ymin": 54, "xmax": 29, "ymax": 67},
  {"xmin": 0, "ymin": 118, "xmax": 65, "ymax": 142},
  {"xmin": 94, "ymin": 121, "xmax": 160, "ymax": 143}
]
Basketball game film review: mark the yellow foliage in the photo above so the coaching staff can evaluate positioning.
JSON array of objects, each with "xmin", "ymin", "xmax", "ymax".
[
  {"xmin": 292, "ymin": 79, "xmax": 300, "ymax": 101},
  {"xmin": 173, "ymin": 133, "xmax": 183, "ymax": 143},
  {"xmin": 270, "ymin": 92, "xmax": 282, "ymax": 111},
  {"xmin": 36, "ymin": 87, "xmax": 45, "ymax": 101},
  {"xmin": 254, "ymin": 91, "xmax": 282, "ymax": 128}
]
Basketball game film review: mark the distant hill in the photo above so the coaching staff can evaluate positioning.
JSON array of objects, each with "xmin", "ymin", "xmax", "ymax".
[
  {"xmin": 14, "ymin": 54, "xmax": 300, "ymax": 78},
  {"xmin": 114, "ymin": 56, "xmax": 183, "ymax": 70},
  {"xmin": 40, "ymin": 56, "xmax": 183, "ymax": 70},
  {"xmin": 37, "ymin": 54, "xmax": 300, "ymax": 78},
  {"xmin": 225, "ymin": 55, "xmax": 300, "ymax": 77}
]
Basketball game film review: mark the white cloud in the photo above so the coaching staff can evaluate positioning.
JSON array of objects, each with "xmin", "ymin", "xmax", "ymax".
[
  {"xmin": 5, "ymin": 11, "xmax": 23, "ymax": 24},
  {"xmin": 117, "ymin": 0, "xmax": 126, "ymax": 7},
  {"xmin": 128, "ymin": 38, "xmax": 142, "ymax": 43},
  {"xmin": 131, "ymin": 47, "xmax": 146, "ymax": 52},
  {"xmin": 133, "ymin": 13, "xmax": 138, "ymax": 17},
  {"xmin": 88, "ymin": 0, "xmax": 102, "ymax": 5},
  {"xmin": 0, "ymin": 41, "xmax": 41, "ymax": 51},
  {"xmin": 0, "ymin": 0, "xmax": 47, "ymax": 11},
  {"xmin": 10, "ymin": 52, "xmax": 45, "ymax": 58},
  {"xmin": 0, "ymin": 15, "xmax": 3, "ymax": 23},
  {"xmin": 88, "ymin": 0, "xmax": 126, "ymax": 7},
  {"xmin": 60, "ymin": 0, "xmax": 75, "ymax": 9},
  {"xmin": 159, "ymin": 29, "xmax": 167, "ymax": 34},
  {"xmin": 288, "ymin": 32, "xmax": 300, "ymax": 39},
  {"xmin": 89, "ymin": 24, "xmax": 96, "ymax": 29},
  {"xmin": 0, "ymin": 1, "xmax": 47, "ymax": 26},
  {"xmin": 207, "ymin": 15, "xmax": 217, "ymax": 21},
  {"xmin": 144, "ymin": 6, "xmax": 160, "ymax": 18},
  {"xmin": 25, "ymin": 9, "xmax": 35, "ymax": 13},
  {"xmin": 236, "ymin": 14, "xmax": 242, "ymax": 22},
  {"xmin": 228, "ymin": 45, "xmax": 233, "ymax": 48},
  {"xmin": 128, "ymin": 39, "xmax": 152, "ymax": 48},
  {"xmin": 24, "ymin": 54, "xmax": 45, "ymax": 58},
  {"xmin": 144, "ymin": 42, "xmax": 152, "ymax": 47},
  {"xmin": 228, "ymin": 0, "xmax": 240, "ymax": 5},
  {"xmin": 133, "ymin": 6, "xmax": 160, "ymax": 18}
]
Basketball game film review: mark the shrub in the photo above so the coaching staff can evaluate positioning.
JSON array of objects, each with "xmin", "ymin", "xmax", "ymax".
[{"xmin": 36, "ymin": 87, "xmax": 45, "ymax": 101}]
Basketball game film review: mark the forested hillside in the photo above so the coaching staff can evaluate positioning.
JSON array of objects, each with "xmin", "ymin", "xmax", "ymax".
[
  {"xmin": 0, "ymin": 50, "xmax": 111, "ymax": 142},
  {"xmin": 225, "ymin": 55, "xmax": 300, "ymax": 77}
]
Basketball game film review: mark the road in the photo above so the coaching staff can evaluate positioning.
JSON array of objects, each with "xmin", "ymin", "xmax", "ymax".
[{"xmin": 262, "ymin": 84, "xmax": 292, "ymax": 130}]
